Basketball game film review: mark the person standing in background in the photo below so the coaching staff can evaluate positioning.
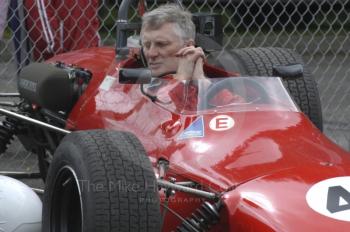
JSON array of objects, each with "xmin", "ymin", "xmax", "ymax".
[
  {"xmin": 0, "ymin": 0, "xmax": 9, "ymax": 40},
  {"xmin": 8, "ymin": 0, "xmax": 31, "ymax": 71},
  {"xmin": 23, "ymin": 0, "xmax": 100, "ymax": 60}
]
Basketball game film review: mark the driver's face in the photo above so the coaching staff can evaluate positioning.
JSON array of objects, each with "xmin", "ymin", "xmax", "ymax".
[{"xmin": 141, "ymin": 23, "xmax": 187, "ymax": 77}]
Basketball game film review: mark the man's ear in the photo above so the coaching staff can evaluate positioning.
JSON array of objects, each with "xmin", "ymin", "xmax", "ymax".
[{"xmin": 185, "ymin": 39, "xmax": 195, "ymax": 46}]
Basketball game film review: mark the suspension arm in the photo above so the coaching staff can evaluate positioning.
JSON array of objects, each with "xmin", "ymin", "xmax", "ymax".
[
  {"xmin": 0, "ymin": 108, "xmax": 71, "ymax": 135},
  {"xmin": 157, "ymin": 179, "xmax": 218, "ymax": 200}
]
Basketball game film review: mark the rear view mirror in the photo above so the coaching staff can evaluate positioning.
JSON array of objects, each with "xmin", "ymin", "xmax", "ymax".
[
  {"xmin": 272, "ymin": 64, "xmax": 303, "ymax": 79},
  {"xmin": 119, "ymin": 68, "xmax": 152, "ymax": 84}
]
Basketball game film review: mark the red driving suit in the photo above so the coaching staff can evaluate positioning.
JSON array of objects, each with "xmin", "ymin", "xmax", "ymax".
[{"xmin": 24, "ymin": 0, "xmax": 100, "ymax": 60}]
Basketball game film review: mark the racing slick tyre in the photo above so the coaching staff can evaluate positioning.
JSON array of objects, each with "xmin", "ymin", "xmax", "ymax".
[
  {"xmin": 229, "ymin": 47, "xmax": 323, "ymax": 131},
  {"xmin": 42, "ymin": 130, "xmax": 161, "ymax": 232}
]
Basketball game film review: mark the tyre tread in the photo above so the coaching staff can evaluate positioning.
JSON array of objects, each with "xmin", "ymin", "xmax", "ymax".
[{"xmin": 43, "ymin": 130, "xmax": 161, "ymax": 232}]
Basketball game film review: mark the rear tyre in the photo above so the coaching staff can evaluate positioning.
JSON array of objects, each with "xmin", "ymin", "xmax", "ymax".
[
  {"xmin": 230, "ymin": 47, "xmax": 323, "ymax": 131},
  {"xmin": 42, "ymin": 130, "xmax": 161, "ymax": 232}
]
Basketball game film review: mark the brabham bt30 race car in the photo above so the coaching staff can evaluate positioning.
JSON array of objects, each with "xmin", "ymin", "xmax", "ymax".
[{"xmin": 0, "ymin": 0, "xmax": 349, "ymax": 231}]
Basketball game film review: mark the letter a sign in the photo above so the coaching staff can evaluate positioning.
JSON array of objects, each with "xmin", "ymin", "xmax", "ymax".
[
  {"xmin": 306, "ymin": 176, "xmax": 350, "ymax": 221},
  {"xmin": 327, "ymin": 185, "xmax": 350, "ymax": 213}
]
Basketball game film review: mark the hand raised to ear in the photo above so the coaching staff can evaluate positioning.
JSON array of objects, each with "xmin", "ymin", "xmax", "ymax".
[
  {"xmin": 175, "ymin": 46, "xmax": 205, "ymax": 61},
  {"xmin": 175, "ymin": 46, "xmax": 205, "ymax": 81}
]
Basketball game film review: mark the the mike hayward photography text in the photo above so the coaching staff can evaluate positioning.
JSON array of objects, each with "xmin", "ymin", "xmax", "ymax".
[
  {"xmin": 78, "ymin": 179, "xmax": 203, "ymax": 204},
  {"xmin": 79, "ymin": 179, "xmax": 157, "ymax": 193}
]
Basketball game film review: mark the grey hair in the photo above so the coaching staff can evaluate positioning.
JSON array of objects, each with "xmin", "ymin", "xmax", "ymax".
[{"xmin": 141, "ymin": 4, "xmax": 196, "ymax": 41}]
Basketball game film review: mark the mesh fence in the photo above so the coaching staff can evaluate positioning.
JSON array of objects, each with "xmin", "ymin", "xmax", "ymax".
[{"xmin": 0, "ymin": 0, "xmax": 349, "ymax": 170}]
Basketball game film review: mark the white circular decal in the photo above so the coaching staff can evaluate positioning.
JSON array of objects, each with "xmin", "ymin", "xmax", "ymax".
[
  {"xmin": 306, "ymin": 176, "xmax": 350, "ymax": 221},
  {"xmin": 209, "ymin": 115, "xmax": 235, "ymax": 131}
]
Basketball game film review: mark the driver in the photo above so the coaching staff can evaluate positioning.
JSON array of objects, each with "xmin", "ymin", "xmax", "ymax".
[
  {"xmin": 141, "ymin": 4, "xmax": 205, "ymax": 81},
  {"xmin": 140, "ymin": 4, "xmax": 245, "ymax": 110}
]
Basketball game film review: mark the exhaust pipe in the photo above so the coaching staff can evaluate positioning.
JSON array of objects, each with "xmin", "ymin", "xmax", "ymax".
[{"xmin": 0, "ymin": 93, "xmax": 20, "ymax": 97}]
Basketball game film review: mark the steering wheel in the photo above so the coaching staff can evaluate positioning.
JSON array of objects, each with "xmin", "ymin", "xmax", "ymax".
[{"xmin": 204, "ymin": 77, "xmax": 270, "ymax": 108}]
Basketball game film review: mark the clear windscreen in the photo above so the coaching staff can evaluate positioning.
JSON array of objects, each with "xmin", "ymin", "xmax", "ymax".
[{"xmin": 143, "ymin": 76, "xmax": 299, "ymax": 115}]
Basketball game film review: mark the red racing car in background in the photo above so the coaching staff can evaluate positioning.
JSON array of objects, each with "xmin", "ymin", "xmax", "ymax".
[{"xmin": 0, "ymin": 0, "xmax": 349, "ymax": 231}]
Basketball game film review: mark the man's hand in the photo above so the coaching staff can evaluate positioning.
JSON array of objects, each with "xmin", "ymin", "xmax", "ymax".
[
  {"xmin": 175, "ymin": 46, "xmax": 206, "ymax": 81},
  {"xmin": 192, "ymin": 57, "xmax": 205, "ymax": 80}
]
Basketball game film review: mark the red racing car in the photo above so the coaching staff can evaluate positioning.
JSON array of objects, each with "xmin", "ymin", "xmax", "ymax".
[{"xmin": 0, "ymin": 0, "xmax": 349, "ymax": 231}]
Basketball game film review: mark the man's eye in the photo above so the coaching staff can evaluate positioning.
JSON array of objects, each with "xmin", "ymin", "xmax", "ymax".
[{"xmin": 157, "ymin": 42, "xmax": 168, "ymax": 47}]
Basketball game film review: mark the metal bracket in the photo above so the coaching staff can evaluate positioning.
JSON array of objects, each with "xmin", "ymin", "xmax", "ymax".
[{"xmin": 0, "ymin": 171, "xmax": 41, "ymax": 179}]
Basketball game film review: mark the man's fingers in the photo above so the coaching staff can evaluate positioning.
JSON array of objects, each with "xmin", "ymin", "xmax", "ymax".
[
  {"xmin": 176, "ymin": 46, "xmax": 205, "ymax": 60},
  {"xmin": 182, "ymin": 47, "xmax": 204, "ymax": 57},
  {"xmin": 192, "ymin": 57, "xmax": 205, "ymax": 80},
  {"xmin": 175, "ymin": 46, "xmax": 194, "ymax": 56}
]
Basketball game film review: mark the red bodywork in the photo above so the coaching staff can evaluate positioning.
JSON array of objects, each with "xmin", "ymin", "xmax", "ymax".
[{"xmin": 49, "ymin": 47, "xmax": 350, "ymax": 231}]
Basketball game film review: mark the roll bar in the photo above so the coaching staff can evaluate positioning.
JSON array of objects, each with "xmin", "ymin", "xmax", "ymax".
[{"xmin": 116, "ymin": 0, "xmax": 139, "ymax": 58}]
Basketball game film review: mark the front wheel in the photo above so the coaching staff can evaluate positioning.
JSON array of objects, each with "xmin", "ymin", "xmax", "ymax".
[{"xmin": 42, "ymin": 130, "xmax": 161, "ymax": 232}]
